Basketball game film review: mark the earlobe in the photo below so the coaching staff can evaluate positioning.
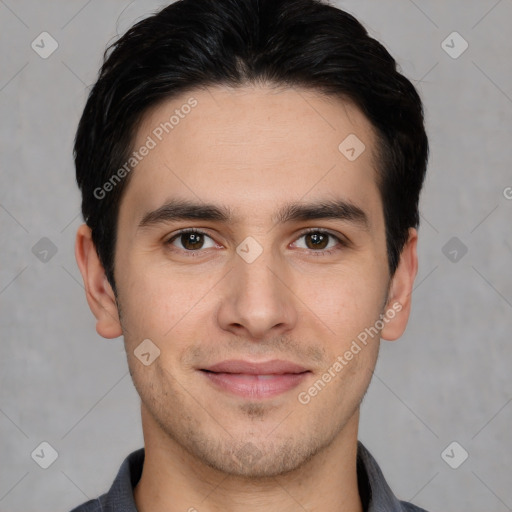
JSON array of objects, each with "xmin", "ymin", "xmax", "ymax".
[
  {"xmin": 380, "ymin": 227, "xmax": 418, "ymax": 341},
  {"xmin": 75, "ymin": 223, "xmax": 123, "ymax": 339}
]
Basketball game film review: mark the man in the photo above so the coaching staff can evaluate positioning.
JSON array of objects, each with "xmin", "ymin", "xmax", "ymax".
[{"xmin": 71, "ymin": 0, "xmax": 429, "ymax": 510}]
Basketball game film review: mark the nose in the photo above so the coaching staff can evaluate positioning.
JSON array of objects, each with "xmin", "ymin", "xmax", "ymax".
[{"xmin": 216, "ymin": 248, "xmax": 298, "ymax": 340}]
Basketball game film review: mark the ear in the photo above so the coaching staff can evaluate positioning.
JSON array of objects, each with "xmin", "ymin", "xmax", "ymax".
[
  {"xmin": 75, "ymin": 223, "xmax": 123, "ymax": 339},
  {"xmin": 380, "ymin": 227, "xmax": 418, "ymax": 341}
]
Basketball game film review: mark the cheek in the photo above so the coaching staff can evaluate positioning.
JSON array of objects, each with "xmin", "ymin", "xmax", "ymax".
[
  {"xmin": 116, "ymin": 256, "xmax": 217, "ymax": 352},
  {"xmin": 117, "ymin": 233, "xmax": 388, "ymax": 351},
  {"xmin": 296, "ymin": 265, "xmax": 387, "ymax": 342}
]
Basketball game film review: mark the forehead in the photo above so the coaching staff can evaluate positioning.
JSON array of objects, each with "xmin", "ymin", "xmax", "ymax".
[{"xmin": 121, "ymin": 84, "xmax": 382, "ymax": 228}]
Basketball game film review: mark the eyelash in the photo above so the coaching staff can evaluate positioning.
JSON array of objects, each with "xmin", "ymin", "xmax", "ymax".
[{"xmin": 165, "ymin": 227, "xmax": 348, "ymax": 257}]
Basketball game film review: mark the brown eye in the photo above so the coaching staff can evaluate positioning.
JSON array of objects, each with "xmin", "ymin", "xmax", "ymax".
[
  {"xmin": 304, "ymin": 232, "xmax": 329, "ymax": 250},
  {"xmin": 179, "ymin": 232, "xmax": 204, "ymax": 250},
  {"xmin": 292, "ymin": 229, "xmax": 346, "ymax": 256},
  {"xmin": 167, "ymin": 230, "xmax": 216, "ymax": 251}
]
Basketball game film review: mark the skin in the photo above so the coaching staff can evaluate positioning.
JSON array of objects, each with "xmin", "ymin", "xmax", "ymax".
[{"xmin": 75, "ymin": 84, "xmax": 418, "ymax": 512}]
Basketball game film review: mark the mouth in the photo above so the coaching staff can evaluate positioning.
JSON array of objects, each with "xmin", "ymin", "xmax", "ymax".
[{"xmin": 199, "ymin": 359, "xmax": 312, "ymax": 399}]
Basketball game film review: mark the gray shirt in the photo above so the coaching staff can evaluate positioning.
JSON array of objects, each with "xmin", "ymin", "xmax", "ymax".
[{"xmin": 69, "ymin": 442, "xmax": 428, "ymax": 511}]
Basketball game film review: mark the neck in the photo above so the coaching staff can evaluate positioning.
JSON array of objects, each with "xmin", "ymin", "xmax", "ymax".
[{"xmin": 134, "ymin": 405, "xmax": 363, "ymax": 512}]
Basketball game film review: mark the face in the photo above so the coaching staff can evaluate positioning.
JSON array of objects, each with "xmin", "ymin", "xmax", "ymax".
[{"xmin": 83, "ymin": 84, "xmax": 415, "ymax": 478}]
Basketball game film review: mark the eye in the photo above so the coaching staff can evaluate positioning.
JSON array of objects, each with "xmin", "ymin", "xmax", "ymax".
[
  {"xmin": 165, "ymin": 228, "xmax": 347, "ymax": 257},
  {"xmin": 166, "ymin": 229, "xmax": 217, "ymax": 252},
  {"xmin": 292, "ymin": 229, "xmax": 346, "ymax": 255}
]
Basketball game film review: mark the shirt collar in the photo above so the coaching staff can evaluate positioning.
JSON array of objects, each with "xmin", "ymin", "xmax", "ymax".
[{"xmin": 89, "ymin": 442, "xmax": 422, "ymax": 512}]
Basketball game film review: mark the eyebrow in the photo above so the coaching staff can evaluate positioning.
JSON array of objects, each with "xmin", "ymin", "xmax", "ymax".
[{"xmin": 138, "ymin": 198, "xmax": 370, "ymax": 231}]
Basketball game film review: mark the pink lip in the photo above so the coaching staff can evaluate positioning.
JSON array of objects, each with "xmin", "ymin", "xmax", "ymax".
[
  {"xmin": 200, "ymin": 359, "xmax": 310, "ymax": 399},
  {"xmin": 203, "ymin": 359, "xmax": 308, "ymax": 374}
]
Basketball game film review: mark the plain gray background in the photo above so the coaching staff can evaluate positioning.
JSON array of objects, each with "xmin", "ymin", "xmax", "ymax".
[{"xmin": 1, "ymin": 0, "xmax": 511, "ymax": 511}]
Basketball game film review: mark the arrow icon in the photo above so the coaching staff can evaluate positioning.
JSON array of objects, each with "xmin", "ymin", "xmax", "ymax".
[
  {"xmin": 339, "ymin": 134, "xmax": 365, "ymax": 161},
  {"xmin": 441, "ymin": 32, "xmax": 468, "ymax": 59},
  {"xmin": 441, "ymin": 441, "xmax": 468, "ymax": 469},
  {"xmin": 442, "ymin": 236, "xmax": 467, "ymax": 263},
  {"xmin": 32, "ymin": 237, "xmax": 58, "ymax": 262},
  {"xmin": 31, "ymin": 441, "xmax": 58, "ymax": 468},
  {"xmin": 31, "ymin": 32, "xmax": 59, "ymax": 59},
  {"xmin": 236, "ymin": 236, "xmax": 263, "ymax": 263},
  {"xmin": 134, "ymin": 339, "xmax": 160, "ymax": 365}
]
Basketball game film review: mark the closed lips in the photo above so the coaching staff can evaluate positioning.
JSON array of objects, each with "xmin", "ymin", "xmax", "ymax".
[
  {"xmin": 200, "ymin": 359, "xmax": 311, "ymax": 399},
  {"xmin": 201, "ymin": 359, "xmax": 310, "ymax": 375}
]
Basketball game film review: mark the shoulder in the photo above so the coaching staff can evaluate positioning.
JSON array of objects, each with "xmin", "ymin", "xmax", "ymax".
[
  {"xmin": 357, "ymin": 441, "xmax": 431, "ymax": 512},
  {"xmin": 399, "ymin": 500, "xmax": 430, "ymax": 512},
  {"xmin": 69, "ymin": 496, "xmax": 106, "ymax": 512},
  {"xmin": 67, "ymin": 448, "xmax": 144, "ymax": 512}
]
